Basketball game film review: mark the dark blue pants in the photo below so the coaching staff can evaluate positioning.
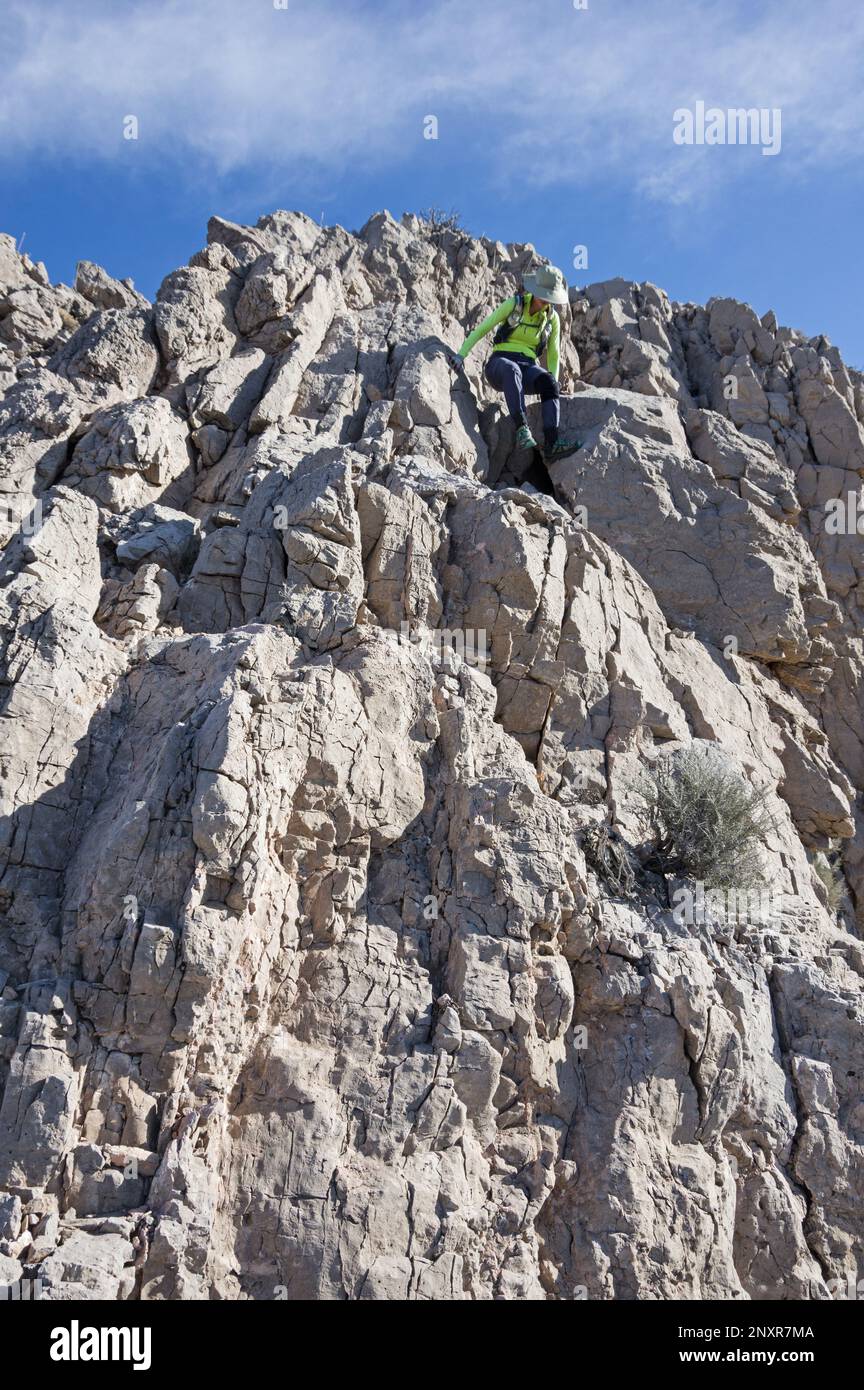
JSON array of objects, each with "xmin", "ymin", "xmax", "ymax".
[{"xmin": 484, "ymin": 351, "xmax": 559, "ymax": 442}]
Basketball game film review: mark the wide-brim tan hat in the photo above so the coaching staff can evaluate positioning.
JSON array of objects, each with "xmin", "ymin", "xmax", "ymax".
[{"xmin": 522, "ymin": 264, "xmax": 569, "ymax": 305}]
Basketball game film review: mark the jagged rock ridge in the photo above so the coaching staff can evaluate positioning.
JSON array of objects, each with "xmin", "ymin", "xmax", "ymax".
[{"xmin": 0, "ymin": 211, "xmax": 862, "ymax": 1300}]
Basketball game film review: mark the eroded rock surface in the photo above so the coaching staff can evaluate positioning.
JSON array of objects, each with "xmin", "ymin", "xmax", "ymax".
[{"xmin": 0, "ymin": 211, "xmax": 862, "ymax": 1300}]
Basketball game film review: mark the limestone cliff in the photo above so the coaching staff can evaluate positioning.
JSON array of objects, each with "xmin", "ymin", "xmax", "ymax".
[{"xmin": 0, "ymin": 211, "xmax": 862, "ymax": 1300}]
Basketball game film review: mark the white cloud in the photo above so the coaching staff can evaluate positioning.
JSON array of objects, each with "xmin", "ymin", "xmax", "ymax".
[{"xmin": 1, "ymin": 0, "xmax": 862, "ymax": 205}]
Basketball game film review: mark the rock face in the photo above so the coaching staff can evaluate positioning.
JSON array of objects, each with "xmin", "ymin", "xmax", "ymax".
[{"xmin": 0, "ymin": 210, "xmax": 862, "ymax": 1301}]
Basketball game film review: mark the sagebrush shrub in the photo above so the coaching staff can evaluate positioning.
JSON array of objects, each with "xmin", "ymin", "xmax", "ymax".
[
  {"xmin": 417, "ymin": 206, "xmax": 464, "ymax": 235},
  {"xmin": 813, "ymin": 852, "xmax": 844, "ymax": 913},
  {"xmin": 634, "ymin": 747, "xmax": 775, "ymax": 889}
]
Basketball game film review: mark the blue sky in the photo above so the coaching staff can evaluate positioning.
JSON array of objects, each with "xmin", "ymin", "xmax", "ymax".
[{"xmin": 2, "ymin": 0, "xmax": 863, "ymax": 365}]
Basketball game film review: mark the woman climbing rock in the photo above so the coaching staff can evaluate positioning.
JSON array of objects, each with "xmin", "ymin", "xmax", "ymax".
[{"xmin": 450, "ymin": 263, "xmax": 580, "ymax": 462}]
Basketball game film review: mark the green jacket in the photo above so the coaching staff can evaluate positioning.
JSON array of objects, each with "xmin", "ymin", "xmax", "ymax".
[{"xmin": 458, "ymin": 294, "xmax": 561, "ymax": 379}]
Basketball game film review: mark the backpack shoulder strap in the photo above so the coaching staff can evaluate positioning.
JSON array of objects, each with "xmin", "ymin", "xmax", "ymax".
[
  {"xmin": 494, "ymin": 292, "xmax": 524, "ymax": 344},
  {"xmin": 538, "ymin": 304, "xmax": 554, "ymax": 353}
]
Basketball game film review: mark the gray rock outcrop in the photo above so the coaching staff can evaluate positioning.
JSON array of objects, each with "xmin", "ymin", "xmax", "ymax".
[{"xmin": 0, "ymin": 210, "xmax": 862, "ymax": 1301}]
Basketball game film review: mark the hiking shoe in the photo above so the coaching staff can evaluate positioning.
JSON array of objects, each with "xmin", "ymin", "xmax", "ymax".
[
  {"xmin": 543, "ymin": 437, "xmax": 580, "ymax": 462},
  {"xmin": 515, "ymin": 424, "xmax": 538, "ymax": 451}
]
